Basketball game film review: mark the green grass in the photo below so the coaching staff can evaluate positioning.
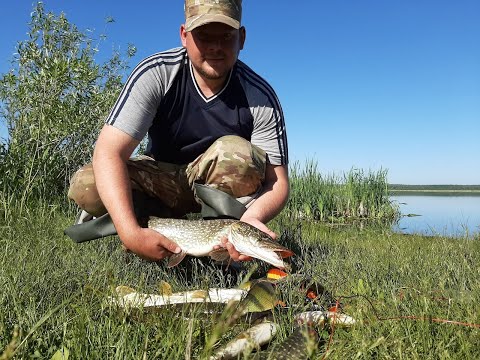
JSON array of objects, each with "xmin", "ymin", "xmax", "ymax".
[{"xmin": 1, "ymin": 203, "xmax": 480, "ymax": 359}]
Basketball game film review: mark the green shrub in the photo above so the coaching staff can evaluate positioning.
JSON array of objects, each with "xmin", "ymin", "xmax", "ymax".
[{"xmin": 0, "ymin": 2, "xmax": 135, "ymax": 210}]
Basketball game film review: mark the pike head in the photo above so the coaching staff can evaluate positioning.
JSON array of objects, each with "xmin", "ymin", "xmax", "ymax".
[{"xmin": 227, "ymin": 221, "xmax": 294, "ymax": 269}]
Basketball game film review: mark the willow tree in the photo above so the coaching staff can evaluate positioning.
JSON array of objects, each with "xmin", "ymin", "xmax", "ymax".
[{"xmin": 0, "ymin": 2, "xmax": 135, "ymax": 207}]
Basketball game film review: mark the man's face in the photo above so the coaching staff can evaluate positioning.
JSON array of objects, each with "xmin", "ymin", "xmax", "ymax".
[{"xmin": 181, "ymin": 22, "xmax": 245, "ymax": 81}]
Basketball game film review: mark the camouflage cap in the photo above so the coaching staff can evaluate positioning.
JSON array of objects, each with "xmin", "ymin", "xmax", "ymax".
[{"xmin": 184, "ymin": 0, "xmax": 242, "ymax": 32}]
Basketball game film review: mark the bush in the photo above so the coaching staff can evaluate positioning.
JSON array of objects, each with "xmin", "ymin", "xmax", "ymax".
[{"xmin": 0, "ymin": 2, "xmax": 135, "ymax": 209}]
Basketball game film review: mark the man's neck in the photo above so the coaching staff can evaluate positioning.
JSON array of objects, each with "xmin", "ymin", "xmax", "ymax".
[{"xmin": 191, "ymin": 66, "xmax": 228, "ymax": 98}]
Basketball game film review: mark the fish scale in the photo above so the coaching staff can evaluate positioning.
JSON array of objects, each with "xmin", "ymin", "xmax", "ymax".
[
  {"xmin": 148, "ymin": 218, "xmax": 293, "ymax": 269},
  {"xmin": 148, "ymin": 218, "xmax": 233, "ymax": 255}
]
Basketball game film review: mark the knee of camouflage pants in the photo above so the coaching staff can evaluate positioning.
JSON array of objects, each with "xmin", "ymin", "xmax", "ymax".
[
  {"xmin": 67, "ymin": 160, "xmax": 195, "ymax": 218},
  {"xmin": 185, "ymin": 135, "xmax": 267, "ymax": 198},
  {"xmin": 67, "ymin": 163, "xmax": 107, "ymax": 217}
]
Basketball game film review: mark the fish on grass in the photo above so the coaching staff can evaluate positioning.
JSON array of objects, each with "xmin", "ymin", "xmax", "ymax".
[
  {"xmin": 148, "ymin": 218, "xmax": 294, "ymax": 269},
  {"xmin": 269, "ymin": 325, "xmax": 319, "ymax": 360},
  {"xmin": 109, "ymin": 280, "xmax": 278, "ymax": 313},
  {"xmin": 209, "ymin": 321, "xmax": 279, "ymax": 360}
]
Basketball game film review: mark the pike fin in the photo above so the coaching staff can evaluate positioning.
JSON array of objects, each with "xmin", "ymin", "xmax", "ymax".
[
  {"xmin": 208, "ymin": 248, "xmax": 230, "ymax": 262},
  {"xmin": 167, "ymin": 251, "xmax": 187, "ymax": 268}
]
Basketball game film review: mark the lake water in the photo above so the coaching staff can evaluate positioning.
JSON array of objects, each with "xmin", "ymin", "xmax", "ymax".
[{"xmin": 390, "ymin": 195, "xmax": 480, "ymax": 238}]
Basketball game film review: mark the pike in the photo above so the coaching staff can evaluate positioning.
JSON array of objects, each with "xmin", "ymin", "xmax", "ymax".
[
  {"xmin": 268, "ymin": 325, "xmax": 319, "ymax": 360},
  {"xmin": 148, "ymin": 218, "xmax": 294, "ymax": 269}
]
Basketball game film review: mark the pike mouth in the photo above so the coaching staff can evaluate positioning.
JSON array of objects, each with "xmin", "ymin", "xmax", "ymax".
[
  {"xmin": 257, "ymin": 243, "xmax": 294, "ymax": 259},
  {"xmin": 277, "ymin": 249, "xmax": 294, "ymax": 259},
  {"xmin": 241, "ymin": 247, "xmax": 290, "ymax": 269}
]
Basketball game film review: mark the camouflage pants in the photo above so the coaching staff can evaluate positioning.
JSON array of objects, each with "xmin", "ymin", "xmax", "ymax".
[{"xmin": 67, "ymin": 135, "xmax": 266, "ymax": 218}]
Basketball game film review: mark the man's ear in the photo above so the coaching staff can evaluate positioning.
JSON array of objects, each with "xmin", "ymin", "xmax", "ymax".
[
  {"xmin": 180, "ymin": 24, "xmax": 188, "ymax": 47},
  {"xmin": 239, "ymin": 26, "xmax": 246, "ymax": 50}
]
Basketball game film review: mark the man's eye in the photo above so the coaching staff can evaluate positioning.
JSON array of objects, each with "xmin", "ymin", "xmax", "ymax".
[{"xmin": 195, "ymin": 32, "xmax": 234, "ymax": 43}]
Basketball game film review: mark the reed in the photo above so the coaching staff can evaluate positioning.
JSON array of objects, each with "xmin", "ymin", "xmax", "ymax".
[{"xmin": 286, "ymin": 160, "xmax": 400, "ymax": 223}]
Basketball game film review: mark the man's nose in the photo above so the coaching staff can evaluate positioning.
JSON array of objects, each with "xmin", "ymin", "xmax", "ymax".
[{"xmin": 207, "ymin": 39, "xmax": 223, "ymax": 50}]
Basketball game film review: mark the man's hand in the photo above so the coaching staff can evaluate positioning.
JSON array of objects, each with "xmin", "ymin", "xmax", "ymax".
[
  {"xmin": 121, "ymin": 227, "xmax": 182, "ymax": 262},
  {"xmin": 93, "ymin": 126, "xmax": 182, "ymax": 262},
  {"xmin": 218, "ymin": 237, "xmax": 252, "ymax": 262},
  {"xmin": 215, "ymin": 163, "xmax": 287, "ymax": 262}
]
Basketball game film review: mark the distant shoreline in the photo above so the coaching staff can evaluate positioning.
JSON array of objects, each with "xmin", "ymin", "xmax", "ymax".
[{"xmin": 389, "ymin": 184, "xmax": 480, "ymax": 196}]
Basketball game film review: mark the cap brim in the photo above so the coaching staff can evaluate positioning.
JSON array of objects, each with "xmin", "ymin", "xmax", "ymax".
[{"xmin": 185, "ymin": 13, "xmax": 240, "ymax": 32}]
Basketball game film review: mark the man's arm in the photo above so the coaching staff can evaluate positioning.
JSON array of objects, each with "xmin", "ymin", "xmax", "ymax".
[
  {"xmin": 241, "ymin": 163, "xmax": 289, "ymax": 236},
  {"xmin": 93, "ymin": 125, "xmax": 181, "ymax": 261},
  {"xmin": 221, "ymin": 163, "xmax": 289, "ymax": 261}
]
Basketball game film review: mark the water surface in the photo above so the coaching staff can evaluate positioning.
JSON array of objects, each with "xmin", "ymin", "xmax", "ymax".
[{"xmin": 390, "ymin": 195, "xmax": 480, "ymax": 238}]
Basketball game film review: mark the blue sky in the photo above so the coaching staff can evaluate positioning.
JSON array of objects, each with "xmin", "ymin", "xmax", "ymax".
[{"xmin": 1, "ymin": 1, "xmax": 479, "ymax": 184}]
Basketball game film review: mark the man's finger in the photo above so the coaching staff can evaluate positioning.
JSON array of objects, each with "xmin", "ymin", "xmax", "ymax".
[
  {"xmin": 153, "ymin": 230, "xmax": 182, "ymax": 254},
  {"xmin": 266, "ymin": 230, "xmax": 277, "ymax": 240}
]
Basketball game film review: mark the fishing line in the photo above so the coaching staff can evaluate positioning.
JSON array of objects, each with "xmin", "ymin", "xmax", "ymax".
[
  {"xmin": 315, "ymin": 292, "xmax": 480, "ymax": 359},
  {"xmin": 321, "ymin": 299, "xmax": 340, "ymax": 360},
  {"xmin": 337, "ymin": 293, "xmax": 480, "ymax": 329}
]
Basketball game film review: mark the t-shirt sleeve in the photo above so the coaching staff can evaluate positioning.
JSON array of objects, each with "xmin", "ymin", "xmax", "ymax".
[
  {"xmin": 105, "ymin": 64, "xmax": 164, "ymax": 141},
  {"xmin": 250, "ymin": 101, "xmax": 288, "ymax": 166},
  {"xmin": 105, "ymin": 49, "xmax": 186, "ymax": 141}
]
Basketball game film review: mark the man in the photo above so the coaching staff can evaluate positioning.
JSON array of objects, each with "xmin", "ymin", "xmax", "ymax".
[{"xmin": 67, "ymin": 0, "xmax": 289, "ymax": 264}]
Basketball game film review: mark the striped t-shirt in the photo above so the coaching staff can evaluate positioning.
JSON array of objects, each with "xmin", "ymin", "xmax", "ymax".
[{"xmin": 106, "ymin": 47, "xmax": 288, "ymax": 165}]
